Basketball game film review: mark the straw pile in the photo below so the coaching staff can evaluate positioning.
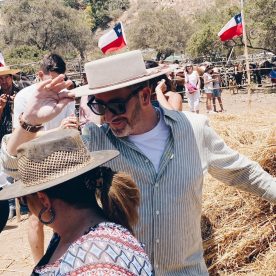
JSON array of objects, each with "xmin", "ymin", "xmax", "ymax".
[{"xmin": 202, "ymin": 112, "xmax": 276, "ymax": 275}]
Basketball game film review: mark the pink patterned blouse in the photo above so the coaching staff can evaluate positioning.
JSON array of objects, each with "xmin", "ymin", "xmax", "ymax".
[{"xmin": 33, "ymin": 222, "xmax": 152, "ymax": 275}]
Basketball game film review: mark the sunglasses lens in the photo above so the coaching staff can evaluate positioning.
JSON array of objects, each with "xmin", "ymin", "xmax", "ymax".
[
  {"xmin": 108, "ymin": 103, "xmax": 126, "ymax": 115},
  {"xmin": 90, "ymin": 103, "xmax": 106, "ymax": 115}
]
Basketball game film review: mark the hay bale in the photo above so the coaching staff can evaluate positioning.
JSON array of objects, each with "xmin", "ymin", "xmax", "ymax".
[{"xmin": 202, "ymin": 116, "xmax": 276, "ymax": 275}]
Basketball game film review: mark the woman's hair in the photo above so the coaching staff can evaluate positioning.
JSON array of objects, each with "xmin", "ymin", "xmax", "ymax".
[
  {"xmin": 144, "ymin": 60, "xmax": 172, "ymax": 94},
  {"xmin": 43, "ymin": 167, "xmax": 140, "ymax": 234}
]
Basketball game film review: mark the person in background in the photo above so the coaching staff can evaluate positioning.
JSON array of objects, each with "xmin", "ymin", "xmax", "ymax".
[
  {"xmin": 0, "ymin": 65, "xmax": 24, "ymax": 220},
  {"xmin": 203, "ymin": 65, "xmax": 215, "ymax": 114},
  {"xmin": 145, "ymin": 60, "xmax": 182, "ymax": 111},
  {"xmin": 0, "ymin": 66, "xmax": 22, "ymax": 145},
  {"xmin": 212, "ymin": 68, "xmax": 224, "ymax": 113},
  {"xmin": 0, "ymin": 129, "xmax": 152, "ymax": 275},
  {"xmin": 184, "ymin": 64, "xmax": 201, "ymax": 113},
  {"xmin": 12, "ymin": 53, "xmax": 75, "ymax": 264}
]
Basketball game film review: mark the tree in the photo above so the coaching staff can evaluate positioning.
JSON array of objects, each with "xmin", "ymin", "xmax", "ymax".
[
  {"xmin": 127, "ymin": 6, "xmax": 191, "ymax": 60},
  {"xmin": 0, "ymin": 0, "xmax": 92, "ymax": 59},
  {"xmin": 89, "ymin": 0, "xmax": 130, "ymax": 32}
]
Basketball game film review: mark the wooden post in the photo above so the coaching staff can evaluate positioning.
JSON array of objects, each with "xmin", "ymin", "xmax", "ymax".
[{"xmin": 241, "ymin": 0, "xmax": 252, "ymax": 107}]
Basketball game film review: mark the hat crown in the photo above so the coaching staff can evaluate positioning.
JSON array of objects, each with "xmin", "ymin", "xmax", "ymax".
[
  {"xmin": 85, "ymin": 50, "xmax": 147, "ymax": 90},
  {"xmin": 17, "ymin": 129, "xmax": 92, "ymax": 187}
]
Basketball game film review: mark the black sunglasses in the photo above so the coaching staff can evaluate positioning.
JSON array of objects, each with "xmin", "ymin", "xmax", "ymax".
[
  {"xmin": 18, "ymin": 196, "xmax": 28, "ymax": 207},
  {"xmin": 87, "ymin": 86, "xmax": 142, "ymax": 116}
]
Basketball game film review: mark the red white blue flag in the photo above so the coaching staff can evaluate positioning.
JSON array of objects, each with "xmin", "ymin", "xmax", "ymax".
[
  {"xmin": 218, "ymin": 13, "xmax": 243, "ymax": 41},
  {"xmin": 98, "ymin": 22, "xmax": 127, "ymax": 54},
  {"xmin": 0, "ymin": 52, "xmax": 5, "ymax": 67}
]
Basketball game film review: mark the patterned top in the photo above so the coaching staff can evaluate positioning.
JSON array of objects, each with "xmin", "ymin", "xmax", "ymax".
[
  {"xmin": 1, "ymin": 108, "xmax": 276, "ymax": 275},
  {"xmin": 32, "ymin": 222, "xmax": 152, "ymax": 275}
]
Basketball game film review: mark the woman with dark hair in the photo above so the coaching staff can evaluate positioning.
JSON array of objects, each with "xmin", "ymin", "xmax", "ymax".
[
  {"xmin": 203, "ymin": 65, "xmax": 215, "ymax": 113},
  {"xmin": 145, "ymin": 60, "xmax": 182, "ymax": 111},
  {"xmin": 0, "ymin": 129, "xmax": 152, "ymax": 275}
]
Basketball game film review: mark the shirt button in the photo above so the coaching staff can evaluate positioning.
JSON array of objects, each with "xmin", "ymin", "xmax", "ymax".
[
  {"xmin": 155, "ymin": 183, "xmax": 159, "ymax": 188},
  {"xmin": 170, "ymin": 154, "xmax": 174, "ymax": 159},
  {"xmin": 156, "ymin": 239, "xmax": 160, "ymax": 243},
  {"xmin": 156, "ymin": 210, "xmax": 160, "ymax": 215},
  {"xmin": 155, "ymin": 264, "xmax": 159, "ymax": 269},
  {"xmin": 145, "ymin": 159, "xmax": 149, "ymax": 163}
]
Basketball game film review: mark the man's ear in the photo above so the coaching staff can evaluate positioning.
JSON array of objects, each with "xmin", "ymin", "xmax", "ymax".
[
  {"xmin": 139, "ymin": 87, "xmax": 151, "ymax": 106},
  {"xmin": 37, "ymin": 71, "xmax": 44, "ymax": 81}
]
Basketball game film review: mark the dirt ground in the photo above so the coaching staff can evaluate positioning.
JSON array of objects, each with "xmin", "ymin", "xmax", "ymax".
[{"xmin": 0, "ymin": 89, "xmax": 275, "ymax": 275}]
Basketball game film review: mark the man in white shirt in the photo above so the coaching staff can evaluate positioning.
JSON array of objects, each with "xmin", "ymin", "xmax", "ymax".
[{"xmin": 12, "ymin": 53, "xmax": 75, "ymax": 263}]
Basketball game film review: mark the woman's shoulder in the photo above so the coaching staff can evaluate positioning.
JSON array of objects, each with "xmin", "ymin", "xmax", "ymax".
[
  {"xmin": 36, "ymin": 222, "xmax": 152, "ymax": 276},
  {"xmin": 69, "ymin": 222, "xmax": 152, "ymax": 275}
]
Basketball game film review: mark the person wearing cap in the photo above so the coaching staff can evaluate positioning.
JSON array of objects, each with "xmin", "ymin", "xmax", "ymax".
[
  {"xmin": 2, "ymin": 50, "xmax": 276, "ymax": 275},
  {"xmin": 0, "ymin": 129, "xmax": 152, "ymax": 275},
  {"xmin": 12, "ymin": 53, "xmax": 76, "ymax": 264}
]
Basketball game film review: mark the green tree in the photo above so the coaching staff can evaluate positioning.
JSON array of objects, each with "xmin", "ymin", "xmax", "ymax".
[
  {"xmin": 89, "ymin": 0, "xmax": 130, "ymax": 32},
  {"xmin": 127, "ymin": 6, "xmax": 191, "ymax": 60},
  {"xmin": 0, "ymin": 0, "xmax": 92, "ymax": 59}
]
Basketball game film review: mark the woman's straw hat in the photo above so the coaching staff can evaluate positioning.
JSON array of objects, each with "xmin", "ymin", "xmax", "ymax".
[{"xmin": 0, "ymin": 129, "xmax": 119, "ymax": 200}]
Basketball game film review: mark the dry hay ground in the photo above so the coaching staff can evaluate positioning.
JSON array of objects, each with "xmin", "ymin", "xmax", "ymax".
[{"xmin": 203, "ymin": 110, "xmax": 276, "ymax": 275}]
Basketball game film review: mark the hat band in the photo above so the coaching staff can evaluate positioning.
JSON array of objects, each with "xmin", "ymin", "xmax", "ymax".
[
  {"xmin": 89, "ymin": 67, "xmax": 165, "ymax": 90},
  {"xmin": 19, "ymin": 149, "xmax": 92, "ymax": 187}
]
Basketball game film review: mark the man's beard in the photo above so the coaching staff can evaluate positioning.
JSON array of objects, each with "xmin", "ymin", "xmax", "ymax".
[{"xmin": 110, "ymin": 102, "xmax": 141, "ymax": 137}]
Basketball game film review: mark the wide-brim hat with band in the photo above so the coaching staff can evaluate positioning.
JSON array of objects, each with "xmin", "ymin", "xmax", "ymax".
[
  {"xmin": 73, "ymin": 50, "xmax": 172, "ymax": 97},
  {"xmin": 0, "ymin": 66, "xmax": 20, "ymax": 76},
  {"xmin": 0, "ymin": 129, "xmax": 119, "ymax": 200}
]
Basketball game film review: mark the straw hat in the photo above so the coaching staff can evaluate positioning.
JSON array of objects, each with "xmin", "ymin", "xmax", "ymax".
[
  {"xmin": 73, "ymin": 50, "xmax": 171, "ymax": 97},
  {"xmin": 0, "ymin": 129, "xmax": 119, "ymax": 200},
  {"xmin": 0, "ymin": 66, "xmax": 20, "ymax": 76}
]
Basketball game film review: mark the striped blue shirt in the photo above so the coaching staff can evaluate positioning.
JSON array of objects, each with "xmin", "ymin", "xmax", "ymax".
[{"xmin": 1, "ymin": 108, "xmax": 276, "ymax": 275}]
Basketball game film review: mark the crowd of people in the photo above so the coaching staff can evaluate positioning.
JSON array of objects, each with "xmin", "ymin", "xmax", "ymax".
[{"xmin": 0, "ymin": 50, "xmax": 275, "ymax": 275}]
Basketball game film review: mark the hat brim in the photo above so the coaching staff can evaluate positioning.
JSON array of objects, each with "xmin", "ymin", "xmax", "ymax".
[
  {"xmin": 0, "ymin": 150, "xmax": 119, "ymax": 201},
  {"xmin": 73, "ymin": 67, "xmax": 172, "ymax": 97},
  {"xmin": 0, "ymin": 69, "xmax": 20, "ymax": 76}
]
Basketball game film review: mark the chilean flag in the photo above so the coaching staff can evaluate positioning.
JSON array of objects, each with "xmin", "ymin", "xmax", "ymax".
[
  {"xmin": 0, "ymin": 52, "xmax": 5, "ymax": 67},
  {"xmin": 218, "ymin": 13, "xmax": 243, "ymax": 41},
  {"xmin": 98, "ymin": 22, "xmax": 127, "ymax": 54}
]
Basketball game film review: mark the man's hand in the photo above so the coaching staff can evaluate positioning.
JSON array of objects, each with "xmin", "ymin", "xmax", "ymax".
[
  {"xmin": 22, "ymin": 74, "xmax": 74, "ymax": 126},
  {"xmin": 0, "ymin": 94, "xmax": 8, "ymax": 111}
]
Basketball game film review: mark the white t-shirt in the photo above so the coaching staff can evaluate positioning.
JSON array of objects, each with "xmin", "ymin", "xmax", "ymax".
[
  {"xmin": 13, "ymin": 83, "xmax": 75, "ymax": 130},
  {"xmin": 128, "ymin": 109, "xmax": 170, "ymax": 172},
  {"xmin": 203, "ymin": 72, "xmax": 213, "ymax": 90}
]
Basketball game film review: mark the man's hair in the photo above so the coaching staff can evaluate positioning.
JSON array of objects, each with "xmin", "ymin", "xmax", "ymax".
[{"xmin": 40, "ymin": 53, "xmax": 66, "ymax": 74}]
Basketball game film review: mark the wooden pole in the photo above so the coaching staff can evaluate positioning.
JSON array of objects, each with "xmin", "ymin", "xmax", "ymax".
[{"xmin": 241, "ymin": 0, "xmax": 252, "ymax": 107}]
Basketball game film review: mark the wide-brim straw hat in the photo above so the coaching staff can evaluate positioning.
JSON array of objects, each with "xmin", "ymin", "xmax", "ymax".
[
  {"xmin": 0, "ymin": 66, "xmax": 20, "ymax": 76},
  {"xmin": 73, "ymin": 50, "xmax": 172, "ymax": 97},
  {"xmin": 0, "ymin": 129, "xmax": 119, "ymax": 200}
]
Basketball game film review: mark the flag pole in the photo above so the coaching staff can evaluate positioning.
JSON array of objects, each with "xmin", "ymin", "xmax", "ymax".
[{"xmin": 240, "ymin": 0, "xmax": 251, "ymax": 107}]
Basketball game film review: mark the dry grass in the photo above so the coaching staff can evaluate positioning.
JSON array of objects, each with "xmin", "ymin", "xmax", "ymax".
[{"xmin": 202, "ymin": 112, "xmax": 276, "ymax": 275}]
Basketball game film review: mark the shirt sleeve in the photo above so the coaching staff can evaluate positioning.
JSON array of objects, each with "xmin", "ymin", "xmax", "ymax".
[
  {"xmin": 0, "ymin": 134, "xmax": 19, "ymax": 180},
  {"xmin": 204, "ymin": 120, "xmax": 276, "ymax": 203}
]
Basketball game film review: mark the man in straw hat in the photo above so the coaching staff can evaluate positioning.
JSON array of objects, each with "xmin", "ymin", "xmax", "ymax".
[
  {"xmin": 1, "ymin": 50, "xmax": 276, "ymax": 275},
  {"xmin": 0, "ymin": 66, "xmax": 22, "ymax": 143}
]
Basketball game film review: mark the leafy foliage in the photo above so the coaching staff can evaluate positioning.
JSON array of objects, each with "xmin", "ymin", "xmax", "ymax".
[
  {"xmin": 127, "ymin": 6, "xmax": 191, "ymax": 60},
  {"xmin": 89, "ymin": 0, "xmax": 130, "ymax": 32},
  {"xmin": 0, "ymin": 0, "xmax": 92, "ymax": 59}
]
